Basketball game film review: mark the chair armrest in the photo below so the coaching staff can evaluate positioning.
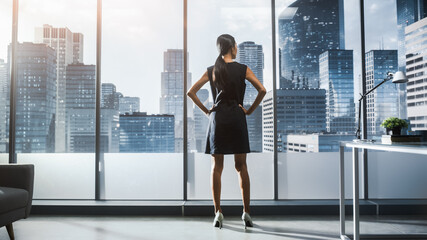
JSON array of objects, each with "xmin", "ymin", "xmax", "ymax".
[{"xmin": 0, "ymin": 164, "xmax": 34, "ymax": 217}]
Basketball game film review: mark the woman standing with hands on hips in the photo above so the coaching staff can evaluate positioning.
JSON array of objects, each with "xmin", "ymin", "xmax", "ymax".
[{"xmin": 187, "ymin": 34, "xmax": 266, "ymax": 229}]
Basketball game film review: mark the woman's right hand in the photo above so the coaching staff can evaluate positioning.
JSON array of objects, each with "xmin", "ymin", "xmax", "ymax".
[
  {"xmin": 239, "ymin": 104, "xmax": 249, "ymax": 115},
  {"xmin": 206, "ymin": 106, "xmax": 214, "ymax": 116}
]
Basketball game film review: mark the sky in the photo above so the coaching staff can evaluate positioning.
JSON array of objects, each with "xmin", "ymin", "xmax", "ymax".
[{"xmin": 0, "ymin": 0, "xmax": 398, "ymax": 114}]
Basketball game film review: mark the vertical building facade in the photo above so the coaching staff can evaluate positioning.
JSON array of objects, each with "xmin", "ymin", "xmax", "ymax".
[
  {"xmin": 319, "ymin": 50, "xmax": 355, "ymax": 134},
  {"xmin": 100, "ymin": 83, "xmax": 120, "ymax": 152},
  {"xmin": 236, "ymin": 41, "xmax": 264, "ymax": 152},
  {"xmin": 10, "ymin": 43, "xmax": 57, "ymax": 153},
  {"xmin": 119, "ymin": 112, "xmax": 175, "ymax": 153},
  {"xmin": 65, "ymin": 64, "xmax": 96, "ymax": 152},
  {"xmin": 396, "ymin": 0, "xmax": 427, "ymax": 71},
  {"xmin": 263, "ymin": 89, "xmax": 326, "ymax": 152},
  {"xmin": 365, "ymin": 50, "xmax": 399, "ymax": 136},
  {"xmin": 278, "ymin": 0, "xmax": 345, "ymax": 89},
  {"xmin": 159, "ymin": 49, "xmax": 192, "ymax": 152},
  {"xmin": 101, "ymin": 83, "xmax": 119, "ymax": 109},
  {"xmin": 396, "ymin": 0, "xmax": 427, "ymax": 119},
  {"xmin": 405, "ymin": 17, "xmax": 427, "ymax": 131},
  {"xmin": 72, "ymin": 33, "xmax": 84, "ymax": 64},
  {"xmin": 0, "ymin": 59, "xmax": 8, "ymax": 152},
  {"xmin": 34, "ymin": 24, "xmax": 84, "ymax": 152},
  {"xmin": 236, "ymin": 41, "xmax": 264, "ymax": 104}
]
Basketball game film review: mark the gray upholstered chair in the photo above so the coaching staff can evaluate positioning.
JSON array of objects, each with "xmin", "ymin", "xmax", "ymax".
[{"xmin": 0, "ymin": 164, "xmax": 34, "ymax": 240}]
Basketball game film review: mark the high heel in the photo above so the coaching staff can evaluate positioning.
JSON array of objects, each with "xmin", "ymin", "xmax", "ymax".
[
  {"xmin": 213, "ymin": 211, "xmax": 224, "ymax": 229},
  {"xmin": 242, "ymin": 212, "xmax": 253, "ymax": 229}
]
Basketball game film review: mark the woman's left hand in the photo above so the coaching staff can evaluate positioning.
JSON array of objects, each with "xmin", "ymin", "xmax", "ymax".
[{"xmin": 239, "ymin": 104, "xmax": 249, "ymax": 115}]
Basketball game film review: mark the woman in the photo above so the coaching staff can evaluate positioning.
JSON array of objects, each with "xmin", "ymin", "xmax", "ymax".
[{"xmin": 187, "ymin": 34, "xmax": 266, "ymax": 229}]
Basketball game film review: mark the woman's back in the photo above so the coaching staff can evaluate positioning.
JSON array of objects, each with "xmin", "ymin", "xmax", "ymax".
[
  {"xmin": 205, "ymin": 61, "xmax": 250, "ymax": 155},
  {"xmin": 207, "ymin": 62, "xmax": 247, "ymax": 105}
]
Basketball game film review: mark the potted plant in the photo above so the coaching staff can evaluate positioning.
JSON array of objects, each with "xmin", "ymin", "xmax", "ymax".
[{"xmin": 380, "ymin": 117, "xmax": 408, "ymax": 135}]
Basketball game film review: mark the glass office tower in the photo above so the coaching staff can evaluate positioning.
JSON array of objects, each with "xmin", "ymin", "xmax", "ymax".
[
  {"xmin": 236, "ymin": 41, "xmax": 264, "ymax": 152},
  {"xmin": 119, "ymin": 112, "xmax": 175, "ymax": 153},
  {"xmin": 34, "ymin": 24, "xmax": 84, "ymax": 152},
  {"xmin": 0, "ymin": 59, "xmax": 8, "ymax": 153},
  {"xmin": 365, "ymin": 50, "xmax": 399, "ymax": 136},
  {"xmin": 65, "ymin": 63, "xmax": 96, "ymax": 153},
  {"xmin": 263, "ymin": 88, "xmax": 326, "ymax": 152},
  {"xmin": 319, "ymin": 50, "xmax": 355, "ymax": 134},
  {"xmin": 278, "ymin": 0, "xmax": 345, "ymax": 89},
  {"xmin": 159, "ymin": 49, "xmax": 192, "ymax": 152},
  {"xmin": 11, "ymin": 42, "xmax": 57, "ymax": 153}
]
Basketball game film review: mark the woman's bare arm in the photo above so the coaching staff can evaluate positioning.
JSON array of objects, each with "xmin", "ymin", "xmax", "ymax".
[
  {"xmin": 240, "ymin": 67, "xmax": 266, "ymax": 115},
  {"xmin": 187, "ymin": 71, "xmax": 210, "ymax": 115}
]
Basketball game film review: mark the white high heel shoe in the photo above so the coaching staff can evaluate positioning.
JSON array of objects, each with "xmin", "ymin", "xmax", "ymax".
[
  {"xmin": 242, "ymin": 212, "xmax": 253, "ymax": 229},
  {"xmin": 213, "ymin": 211, "xmax": 224, "ymax": 229}
]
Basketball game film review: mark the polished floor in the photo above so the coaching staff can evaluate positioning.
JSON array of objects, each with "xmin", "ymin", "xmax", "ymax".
[{"xmin": 1, "ymin": 215, "xmax": 427, "ymax": 240}]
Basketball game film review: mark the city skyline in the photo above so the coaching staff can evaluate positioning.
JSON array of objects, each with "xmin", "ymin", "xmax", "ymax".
[
  {"xmin": 0, "ymin": 0, "xmax": 402, "ymax": 115},
  {"xmin": 1, "ymin": 0, "xmax": 426, "ymax": 153}
]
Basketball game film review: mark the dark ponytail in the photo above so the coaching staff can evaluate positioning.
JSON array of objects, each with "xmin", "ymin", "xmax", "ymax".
[{"xmin": 214, "ymin": 34, "xmax": 236, "ymax": 90}]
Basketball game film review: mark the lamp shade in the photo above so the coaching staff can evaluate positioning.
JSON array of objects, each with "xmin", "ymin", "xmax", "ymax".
[{"xmin": 392, "ymin": 71, "xmax": 408, "ymax": 83}]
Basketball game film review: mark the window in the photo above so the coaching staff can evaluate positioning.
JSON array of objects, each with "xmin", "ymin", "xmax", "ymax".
[
  {"xmin": 16, "ymin": 0, "xmax": 97, "ymax": 199},
  {"xmin": 101, "ymin": 0, "xmax": 183, "ymax": 200},
  {"xmin": 187, "ymin": 0, "xmax": 274, "ymax": 200},
  {"xmin": 276, "ymin": 0, "xmax": 362, "ymax": 199}
]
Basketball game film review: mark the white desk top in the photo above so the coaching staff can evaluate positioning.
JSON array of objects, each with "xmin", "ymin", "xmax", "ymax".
[{"xmin": 340, "ymin": 141, "xmax": 427, "ymax": 155}]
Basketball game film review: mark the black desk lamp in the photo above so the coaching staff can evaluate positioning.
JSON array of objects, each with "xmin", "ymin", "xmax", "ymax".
[{"xmin": 355, "ymin": 71, "xmax": 408, "ymax": 141}]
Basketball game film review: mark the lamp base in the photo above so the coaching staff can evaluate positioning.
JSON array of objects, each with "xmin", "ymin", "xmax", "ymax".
[{"xmin": 352, "ymin": 139, "xmax": 376, "ymax": 143}]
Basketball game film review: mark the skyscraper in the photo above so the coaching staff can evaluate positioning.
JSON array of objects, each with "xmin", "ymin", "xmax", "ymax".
[
  {"xmin": 119, "ymin": 96, "xmax": 140, "ymax": 115},
  {"xmin": 100, "ymin": 83, "xmax": 120, "ymax": 152},
  {"xmin": 365, "ymin": 50, "xmax": 399, "ymax": 136},
  {"xmin": 236, "ymin": 41, "xmax": 264, "ymax": 152},
  {"xmin": 65, "ymin": 63, "xmax": 96, "ymax": 152},
  {"xmin": 236, "ymin": 41, "xmax": 264, "ymax": 105},
  {"xmin": 263, "ymin": 89, "xmax": 326, "ymax": 152},
  {"xmin": 0, "ymin": 59, "xmax": 8, "ymax": 152},
  {"xmin": 396, "ymin": 0, "xmax": 427, "ymax": 119},
  {"xmin": 10, "ymin": 42, "xmax": 57, "ymax": 153},
  {"xmin": 101, "ymin": 83, "xmax": 120, "ymax": 110},
  {"xmin": 159, "ymin": 49, "xmax": 192, "ymax": 152},
  {"xmin": 119, "ymin": 112, "xmax": 175, "ymax": 153},
  {"xmin": 319, "ymin": 50, "xmax": 355, "ymax": 134},
  {"xmin": 396, "ymin": 0, "xmax": 427, "ymax": 71},
  {"xmin": 405, "ymin": 17, "xmax": 427, "ymax": 131},
  {"xmin": 278, "ymin": 0, "xmax": 345, "ymax": 89},
  {"xmin": 34, "ymin": 24, "xmax": 84, "ymax": 152}
]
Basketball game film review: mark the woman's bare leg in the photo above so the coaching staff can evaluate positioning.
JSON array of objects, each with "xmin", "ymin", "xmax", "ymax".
[
  {"xmin": 211, "ymin": 154, "xmax": 224, "ymax": 214},
  {"xmin": 234, "ymin": 153, "xmax": 250, "ymax": 213}
]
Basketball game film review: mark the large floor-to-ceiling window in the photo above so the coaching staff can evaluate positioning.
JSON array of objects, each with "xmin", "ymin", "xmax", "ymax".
[
  {"xmin": 101, "ymin": 0, "xmax": 183, "ymax": 200},
  {"xmin": 15, "ymin": 0, "xmax": 97, "ymax": 199},
  {"xmin": 187, "ymin": 0, "xmax": 274, "ymax": 200},
  {"xmin": 274, "ymin": 0, "xmax": 364, "ymax": 199},
  {"xmin": 363, "ymin": 0, "xmax": 427, "ymax": 199}
]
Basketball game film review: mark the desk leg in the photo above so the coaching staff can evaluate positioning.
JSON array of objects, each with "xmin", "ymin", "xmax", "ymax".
[
  {"xmin": 339, "ymin": 145, "xmax": 345, "ymax": 236},
  {"xmin": 353, "ymin": 147, "xmax": 360, "ymax": 240}
]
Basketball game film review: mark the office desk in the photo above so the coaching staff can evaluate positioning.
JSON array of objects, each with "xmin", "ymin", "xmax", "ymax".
[{"xmin": 339, "ymin": 141, "xmax": 427, "ymax": 240}]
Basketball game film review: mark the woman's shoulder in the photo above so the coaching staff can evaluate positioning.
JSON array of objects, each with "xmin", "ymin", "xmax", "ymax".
[{"xmin": 231, "ymin": 62, "xmax": 247, "ymax": 74}]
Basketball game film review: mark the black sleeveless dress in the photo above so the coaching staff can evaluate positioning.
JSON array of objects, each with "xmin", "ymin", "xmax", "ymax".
[{"xmin": 205, "ymin": 62, "xmax": 250, "ymax": 154}]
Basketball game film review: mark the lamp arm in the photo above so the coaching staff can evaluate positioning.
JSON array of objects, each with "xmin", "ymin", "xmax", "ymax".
[{"xmin": 355, "ymin": 77, "xmax": 390, "ymax": 139}]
